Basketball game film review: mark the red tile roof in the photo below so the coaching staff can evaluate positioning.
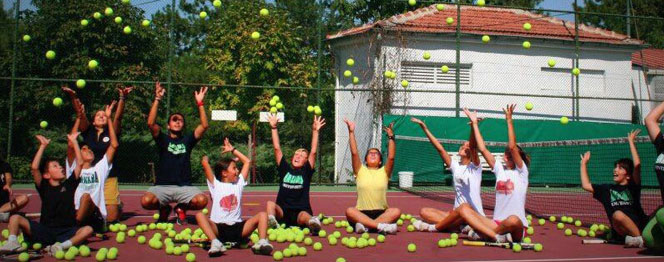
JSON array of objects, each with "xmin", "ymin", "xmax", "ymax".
[
  {"xmin": 327, "ymin": 4, "xmax": 642, "ymax": 46},
  {"xmin": 632, "ymin": 48, "xmax": 664, "ymax": 69}
]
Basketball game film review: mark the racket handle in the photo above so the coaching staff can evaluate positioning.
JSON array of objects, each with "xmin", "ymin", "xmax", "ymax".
[
  {"xmin": 462, "ymin": 240, "xmax": 486, "ymax": 246},
  {"xmin": 582, "ymin": 239, "xmax": 608, "ymax": 244}
]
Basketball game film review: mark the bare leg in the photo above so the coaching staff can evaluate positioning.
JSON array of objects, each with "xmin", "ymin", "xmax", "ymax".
[
  {"xmin": 457, "ymin": 203, "xmax": 498, "ymax": 240},
  {"xmin": 105, "ymin": 205, "xmax": 120, "ymax": 222},
  {"xmin": 420, "ymin": 208, "xmax": 448, "ymax": 224},
  {"xmin": 296, "ymin": 211, "xmax": 312, "ymax": 226},
  {"xmin": 243, "ymin": 212, "xmax": 268, "ymax": 239},
  {"xmin": 186, "ymin": 194, "xmax": 208, "ymax": 211},
  {"xmin": 495, "ymin": 216, "xmax": 524, "ymax": 242},
  {"xmin": 141, "ymin": 192, "xmax": 160, "ymax": 210},
  {"xmin": 76, "ymin": 193, "xmax": 95, "ymax": 223},
  {"xmin": 7, "ymin": 215, "xmax": 31, "ymax": 236},
  {"xmin": 0, "ymin": 195, "xmax": 29, "ymax": 213},
  {"xmin": 266, "ymin": 201, "xmax": 284, "ymax": 219},
  {"xmin": 375, "ymin": 208, "xmax": 401, "ymax": 224},
  {"xmin": 195, "ymin": 212, "xmax": 219, "ymax": 240},
  {"xmin": 611, "ymin": 211, "xmax": 641, "ymax": 237},
  {"xmin": 69, "ymin": 226, "xmax": 93, "ymax": 246},
  {"xmin": 435, "ymin": 208, "xmax": 465, "ymax": 231}
]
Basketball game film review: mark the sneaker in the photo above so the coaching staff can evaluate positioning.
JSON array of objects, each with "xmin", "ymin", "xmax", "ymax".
[
  {"xmin": 308, "ymin": 217, "xmax": 322, "ymax": 233},
  {"xmin": 625, "ymin": 235, "xmax": 644, "ymax": 248},
  {"xmin": 174, "ymin": 204, "xmax": 187, "ymax": 225},
  {"xmin": 0, "ymin": 241, "xmax": 25, "ymax": 255},
  {"xmin": 158, "ymin": 204, "xmax": 172, "ymax": 223},
  {"xmin": 267, "ymin": 215, "xmax": 279, "ymax": 229},
  {"xmin": 467, "ymin": 229, "xmax": 482, "ymax": 241},
  {"xmin": 413, "ymin": 220, "xmax": 434, "ymax": 232},
  {"xmin": 47, "ymin": 243, "xmax": 64, "ymax": 256},
  {"xmin": 208, "ymin": 242, "xmax": 226, "ymax": 257},
  {"xmin": 460, "ymin": 225, "xmax": 472, "ymax": 234},
  {"xmin": 377, "ymin": 223, "xmax": 398, "ymax": 235},
  {"xmin": 355, "ymin": 223, "xmax": 368, "ymax": 234},
  {"xmin": 495, "ymin": 233, "xmax": 513, "ymax": 243},
  {"xmin": 251, "ymin": 239, "xmax": 274, "ymax": 255},
  {"xmin": 0, "ymin": 213, "xmax": 9, "ymax": 223}
]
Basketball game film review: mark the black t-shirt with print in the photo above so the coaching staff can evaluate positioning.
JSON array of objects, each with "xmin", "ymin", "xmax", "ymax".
[
  {"xmin": 0, "ymin": 161, "xmax": 12, "ymax": 188},
  {"xmin": 154, "ymin": 132, "xmax": 198, "ymax": 186},
  {"xmin": 81, "ymin": 127, "xmax": 119, "ymax": 178},
  {"xmin": 36, "ymin": 175, "xmax": 79, "ymax": 228},
  {"xmin": 592, "ymin": 183, "xmax": 646, "ymax": 226},
  {"xmin": 653, "ymin": 131, "xmax": 664, "ymax": 202},
  {"xmin": 275, "ymin": 158, "xmax": 314, "ymax": 211}
]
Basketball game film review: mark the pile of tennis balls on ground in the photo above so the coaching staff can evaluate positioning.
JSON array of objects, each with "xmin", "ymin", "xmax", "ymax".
[{"xmin": 0, "ymin": 228, "xmax": 105, "ymax": 261}]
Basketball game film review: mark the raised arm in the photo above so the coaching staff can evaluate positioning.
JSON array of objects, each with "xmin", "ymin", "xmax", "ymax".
[
  {"xmin": 67, "ymin": 132, "xmax": 84, "ymax": 180},
  {"xmin": 464, "ymin": 108, "xmax": 495, "ymax": 169},
  {"xmin": 309, "ymin": 116, "xmax": 326, "ymax": 169},
  {"xmin": 383, "ymin": 122, "xmax": 396, "ymax": 178},
  {"xmin": 147, "ymin": 81, "xmax": 164, "ymax": 138},
  {"xmin": 3, "ymin": 168, "xmax": 12, "ymax": 196},
  {"xmin": 201, "ymin": 155, "xmax": 215, "ymax": 184},
  {"xmin": 104, "ymin": 101, "xmax": 119, "ymax": 164},
  {"xmin": 467, "ymin": 121, "xmax": 481, "ymax": 167},
  {"xmin": 628, "ymin": 129, "xmax": 642, "ymax": 185},
  {"xmin": 113, "ymin": 86, "xmax": 133, "ymax": 134},
  {"xmin": 62, "ymin": 86, "xmax": 89, "ymax": 132},
  {"xmin": 344, "ymin": 118, "xmax": 362, "ymax": 175},
  {"xmin": 193, "ymin": 86, "xmax": 209, "ymax": 140},
  {"xmin": 268, "ymin": 113, "xmax": 283, "ymax": 164},
  {"xmin": 580, "ymin": 151, "xmax": 593, "ymax": 193},
  {"xmin": 411, "ymin": 117, "xmax": 452, "ymax": 167},
  {"xmin": 67, "ymin": 116, "xmax": 81, "ymax": 165},
  {"xmin": 222, "ymin": 138, "xmax": 251, "ymax": 181},
  {"xmin": 30, "ymin": 135, "xmax": 50, "ymax": 186},
  {"xmin": 645, "ymin": 101, "xmax": 664, "ymax": 141},
  {"xmin": 504, "ymin": 104, "xmax": 524, "ymax": 169}
]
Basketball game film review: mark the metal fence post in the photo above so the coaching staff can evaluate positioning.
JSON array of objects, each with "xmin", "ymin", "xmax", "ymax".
[
  {"xmin": 7, "ymin": 0, "xmax": 20, "ymax": 157},
  {"xmin": 455, "ymin": 2, "xmax": 461, "ymax": 117},
  {"xmin": 166, "ymin": 0, "xmax": 176, "ymax": 118}
]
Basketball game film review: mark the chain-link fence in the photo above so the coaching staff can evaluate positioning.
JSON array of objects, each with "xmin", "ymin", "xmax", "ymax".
[{"xmin": 1, "ymin": 0, "xmax": 663, "ymax": 193}]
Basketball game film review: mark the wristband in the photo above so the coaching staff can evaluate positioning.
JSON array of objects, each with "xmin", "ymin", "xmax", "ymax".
[
  {"xmin": 119, "ymin": 96, "xmax": 126, "ymax": 101},
  {"xmin": 271, "ymin": 127, "xmax": 277, "ymax": 130},
  {"xmin": 388, "ymin": 135, "xmax": 395, "ymax": 140},
  {"xmin": 231, "ymin": 148, "xmax": 237, "ymax": 153},
  {"xmin": 197, "ymin": 101, "xmax": 204, "ymax": 107}
]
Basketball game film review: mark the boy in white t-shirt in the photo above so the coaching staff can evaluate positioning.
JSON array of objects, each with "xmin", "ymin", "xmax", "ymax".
[
  {"xmin": 410, "ymin": 117, "xmax": 484, "ymax": 233},
  {"xmin": 195, "ymin": 138, "xmax": 273, "ymax": 257},
  {"xmin": 71, "ymin": 102, "xmax": 119, "ymax": 232},
  {"xmin": 457, "ymin": 105, "xmax": 529, "ymax": 243}
]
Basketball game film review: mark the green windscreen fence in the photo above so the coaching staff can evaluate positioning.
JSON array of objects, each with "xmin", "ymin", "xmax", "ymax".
[{"xmin": 383, "ymin": 114, "xmax": 662, "ymax": 225}]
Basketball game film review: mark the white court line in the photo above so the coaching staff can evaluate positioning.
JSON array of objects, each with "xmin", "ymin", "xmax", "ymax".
[
  {"xmin": 111, "ymin": 194, "xmax": 422, "ymax": 198},
  {"xmin": 453, "ymin": 256, "xmax": 664, "ymax": 262}
]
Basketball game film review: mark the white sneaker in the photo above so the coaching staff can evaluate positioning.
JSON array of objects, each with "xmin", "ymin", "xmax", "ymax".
[
  {"xmin": 47, "ymin": 243, "xmax": 64, "ymax": 256},
  {"xmin": 308, "ymin": 217, "xmax": 322, "ymax": 233},
  {"xmin": 460, "ymin": 225, "xmax": 472, "ymax": 234},
  {"xmin": 495, "ymin": 233, "xmax": 513, "ymax": 243},
  {"xmin": 0, "ymin": 213, "xmax": 9, "ymax": 223},
  {"xmin": 377, "ymin": 223, "xmax": 398, "ymax": 235},
  {"xmin": 0, "ymin": 240, "xmax": 24, "ymax": 255},
  {"xmin": 413, "ymin": 220, "xmax": 435, "ymax": 232},
  {"xmin": 251, "ymin": 239, "xmax": 273, "ymax": 255},
  {"xmin": 355, "ymin": 223, "xmax": 368, "ymax": 234},
  {"xmin": 625, "ymin": 235, "xmax": 644, "ymax": 248},
  {"xmin": 467, "ymin": 229, "xmax": 482, "ymax": 241},
  {"xmin": 208, "ymin": 242, "xmax": 227, "ymax": 256},
  {"xmin": 268, "ymin": 215, "xmax": 279, "ymax": 229}
]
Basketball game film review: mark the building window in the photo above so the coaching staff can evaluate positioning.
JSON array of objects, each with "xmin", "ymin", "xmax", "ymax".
[
  {"xmin": 401, "ymin": 61, "xmax": 472, "ymax": 88},
  {"xmin": 651, "ymin": 75, "xmax": 664, "ymax": 101}
]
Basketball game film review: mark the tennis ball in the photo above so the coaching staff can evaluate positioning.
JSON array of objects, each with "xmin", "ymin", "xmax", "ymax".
[
  {"xmin": 104, "ymin": 7, "xmax": 114, "ymax": 16},
  {"xmin": 212, "ymin": 0, "xmax": 221, "ymax": 8},
  {"xmin": 23, "ymin": 35, "xmax": 31, "ymax": 42},
  {"xmin": 560, "ymin": 116, "xmax": 569, "ymax": 125},
  {"xmin": 397, "ymin": 219, "xmax": 404, "ymax": 226},
  {"xmin": 32, "ymin": 242, "xmax": 42, "ymax": 250},
  {"xmin": 123, "ymin": 26, "xmax": 132, "ymax": 34},
  {"xmin": 260, "ymin": 8, "xmax": 269, "ymax": 16},
  {"xmin": 368, "ymin": 238, "xmax": 377, "ymax": 246},
  {"xmin": 549, "ymin": 216, "xmax": 556, "ymax": 222},
  {"xmin": 95, "ymin": 251, "xmax": 106, "ymax": 261},
  {"xmin": 186, "ymin": 253, "xmax": 196, "ymax": 262},
  {"xmin": 525, "ymin": 102, "xmax": 533, "ymax": 111},
  {"xmin": 352, "ymin": 76, "xmax": 359, "ymax": 84},
  {"xmin": 377, "ymin": 234, "xmax": 385, "ymax": 243},
  {"xmin": 276, "ymin": 102, "xmax": 284, "ymax": 110},
  {"xmin": 153, "ymin": 213, "xmax": 160, "ymax": 220},
  {"xmin": 446, "ymin": 17, "xmax": 454, "ymax": 25},
  {"xmin": 572, "ymin": 68, "xmax": 580, "ymax": 76},
  {"xmin": 251, "ymin": 31, "xmax": 260, "ymax": 40},
  {"xmin": 55, "ymin": 250, "xmax": 65, "ymax": 259},
  {"xmin": 304, "ymin": 237, "xmax": 313, "ymax": 246},
  {"xmin": 441, "ymin": 65, "xmax": 449, "ymax": 73},
  {"xmin": 512, "ymin": 243, "xmax": 522, "ymax": 252},
  {"xmin": 575, "ymin": 220, "xmax": 582, "ymax": 227},
  {"xmin": 200, "ymin": 208, "xmax": 209, "ymax": 215},
  {"xmin": 407, "ymin": 224, "xmax": 415, "ymax": 232},
  {"xmin": 80, "ymin": 245, "xmax": 91, "ymax": 256},
  {"xmin": 534, "ymin": 243, "xmax": 543, "ymax": 252},
  {"xmin": 450, "ymin": 238, "xmax": 458, "ymax": 246},
  {"xmin": 94, "ymin": 12, "xmax": 102, "ymax": 19},
  {"xmin": 598, "ymin": 224, "xmax": 606, "ymax": 231},
  {"xmin": 522, "ymin": 41, "xmax": 531, "ymax": 49},
  {"xmin": 166, "ymin": 246, "xmax": 174, "ymax": 254},
  {"xmin": 346, "ymin": 58, "xmax": 355, "ymax": 67},
  {"xmin": 173, "ymin": 246, "xmax": 182, "ymax": 256},
  {"xmin": 45, "ymin": 50, "xmax": 56, "ymax": 60},
  {"xmin": 116, "ymin": 234, "xmax": 126, "ymax": 243},
  {"xmin": 527, "ymin": 227, "xmax": 534, "ymax": 235},
  {"xmin": 107, "ymin": 251, "xmax": 117, "ymax": 260},
  {"xmin": 88, "ymin": 60, "xmax": 99, "ymax": 69},
  {"xmin": 119, "ymin": 224, "xmax": 127, "ymax": 231},
  {"xmin": 122, "ymin": 0, "xmax": 130, "ymax": 4},
  {"xmin": 314, "ymin": 106, "xmax": 322, "ymax": 116},
  {"xmin": 547, "ymin": 59, "xmax": 556, "ymax": 67},
  {"xmin": 482, "ymin": 35, "xmax": 490, "ymax": 43},
  {"xmin": 137, "ymin": 236, "xmax": 146, "ymax": 244},
  {"xmin": 329, "ymin": 237, "xmax": 337, "ymax": 245},
  {"xmin": 538, "ymin": 218, "xmax": 545, "ymax": 226},
  {"xmin": 199, "ymin": 11, "xmax": 207, "ymax": 19},
  {"xmin": 523, "ymin": 237, "xmax": 532, "ymax": 243},
  {"xmin": 1, "ymin": 229, "xmax": 8, "ymax": 239},
  {"xmin": 564, "ymin": 228, "xmax": 572, "ymax": 236},
  {"xmin": 17, "ymin": 252, "xmax": 29, "ymax": 262},
  {"xmin": 577, "ymin": 229, "xmax": 587, "ymax": 237},
  {"xmin": 408, "ymin": 0, "xmax": 416, "ymax": 6},
  {"xmin": 79, "ymin": 19, "xmax": 90, "ymax": 27},
  {"xmin": 477, "ymin": 0, "xmax": 486, "ymax": 6},
  {"xmin": 40, "ymin": 121, "xmax": 48, "ymax": 129},
  {"xmin": 448, "ymin": 233, "xmax": 458, "ymax": 240},
  {"xmin": 270, "ymin": 107, "xmax": 278, "ymax": 114},
  {"xmin": 128, "ymin": 229, "xmax": 136, "ymax": 237},
  {"xmin": 318, "ymin": 230, "xmax": 327, "ymax": 238},
  {"xmin": 344, "ymin": 70, "xmax": 352, "ymax": 78},
  {"xmin": 52, "ymin": 97, "xmax": 63, "ymax": 107},
  {"xmin": 423, "ymin": 52, "xmax": 431, "ymax": 60},
  {"xmin": 523, "ymin": 22, "xmax": 532, "ymax": 30},
  {"xmin": 141, "ymin": 19, "xmax": 151, "ymax": 27},
  {"xmin": 114, "ymin": 16, "xmax": 122, "ymax": 24},
  {"xmin": 401, "ymin": 80, "xmax": 409, "ymax": 88},
  {"xmin": 436, "ymin": 4, "xmax": 445, "ymax": 11},
  {"xmin": 313, "ymin": 242, "xmax": 322, "ymax": 251},
  {"xmin": 407, "ymin": 243, "xmax": 416, "ymax": 252}
]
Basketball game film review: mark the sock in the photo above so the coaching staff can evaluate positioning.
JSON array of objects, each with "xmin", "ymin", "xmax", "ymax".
[
  {"xmin": 7, "ymin": 235, "xmax": 17, "ymax": 243},
  {"xmin": 211, "ymin": 239, "xmax": 222, "ymax": 247},
  {"xmin": 427, "ymin": 224, "xmax": 437, "ymax": 232},
  {"xmin": 376, "ymin": 223, "xmax": 386, "ymax": 231},
  {"xmin": 61, "ymin": 240, "xmax": 73, "ymax": 249},
  {"xmin": 259, "ymin": 238, "xmax": 268, "ymax": 245},
  {"xmin": 268, "ymin": 215, "xmax": 276, "ymax": 221}
]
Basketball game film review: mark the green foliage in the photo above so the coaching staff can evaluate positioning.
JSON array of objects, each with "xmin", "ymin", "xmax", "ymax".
[{"xmin": 580, "ymin": 0, "xmax": 664, "ymax": 48}]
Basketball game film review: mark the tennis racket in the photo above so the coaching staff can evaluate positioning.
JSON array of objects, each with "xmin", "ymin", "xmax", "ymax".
[
  {"xmin": 463, "ymin": 240, "xmax": 536, "ymax": 250},
  {"xmin": 0, "ymin": 250, "xmax": 44, "ymax": 262}
]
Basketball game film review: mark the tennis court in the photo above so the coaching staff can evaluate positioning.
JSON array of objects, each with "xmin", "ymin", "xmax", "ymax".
[{"xmin": 2, "ymin": 186, "xmax": 662, "ymax": 262}]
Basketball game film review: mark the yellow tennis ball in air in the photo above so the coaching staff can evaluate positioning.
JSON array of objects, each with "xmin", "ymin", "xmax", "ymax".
[
  {"xmin": 344, "ymin": 70, "xmax": 352, "ymax": 78},
  {"xmin": 123, "ymin": 26, "xmax": 132, "ymax": 34},
  {"xmin": 482, "ymin": 35, "xmax": 490, "ymax": 43},
  {"xmin": 213, "ymin": 0, "xmax": 221, "ymax": 8},
  {"xmin": 446, "ymin": 17, "xmax": 454, "ymax": 25},
  {"xmin": 423, "ymin": 52, "xmax": 431, "ymax": 60},
  {"xmin": 45, "ymin": 50, "xmax": 56, "ymax": 59},
  {"xmin": 401, "ymin": 80, "xmax": 409, "ymax": 88},
  {"xmin": 346, "ymin": 58, "xmax": 355, "ymax": 66},
  {"xmin": 40, "ymin": 121, "xmax": 48, "ymax": 129},
  {"xmin": 523, "ymin": 22, "xmax": 532, "ymax": 31},
  {"xmin": 548, "ymin": 59, "xmax": 556, "ymax": 67},
  {"xmin": 80, "ymin": 19, "xmax": 89, "ymax": 26},
  {"xmin": 114, "ymin": 16, "xmax": 123, "ymax": 24},
  {"xmin": 142, "ymin": 19, "xmax": 151, "ymax": 27},
  {"xmin": 408, "ymin": 0, "xmax": 416, "ymax": 6},
  {"xmin": 199, "ymin": 11, "xmax": 207, "ymax": 19},
  {"xmin": 560, "ymin": 116, "xmax": 569, "ymax": 125},
  {"xmin": 88, "ymin": 60, "xmax": 98, "ymax": 69},
  {"xmin": 105, "ymin": 7, "xmax": 114, "ymax": 16},
  {"xmin": 94, "ymin": 12, "xmax": 102, "ymax": 19},
  {"xmin": 53, "ymin": 97, "xmax": 63, "ymax": 107},
  {"xmin": 352, "ymin": 76, "xmax": 359, "ymax": 84},
  {"xmin": 572, "ymin": 68, "xmax": 580, "ymax": 76},
  {"xmin": 251, "ymin": 31, "xmax": 260, "ymax": 40},
  {"xmin": 525, "ymin": 102, "xmax": 533, "ymax": 111},
  {"xmin": 260, "ymin": 8, "xmax": 269, "ymax": 16},
  {"xmin": 477, "ymin": 0, "xmax": 486, "ymax": 6},
  {"xmin": 522, "ymin": 41, "xmax": 531, "ymax": 49},
  {"xmin": 436, "ymin": 4, "xmax": 445, "ymax": 11},
  {"xmin": 441, "ymin": 65, "xmax": 449, "ymax": 73},
  {"xmin": 22, "ymin": 35, "xmax": 31, "ymax": 42}
]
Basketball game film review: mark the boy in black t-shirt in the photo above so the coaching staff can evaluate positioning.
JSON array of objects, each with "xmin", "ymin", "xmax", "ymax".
[
  {"xmin": 645, "ymin": 100, "xmax": 664, "ymax": 202},
  {"xmin": 0, "ymin": 134, "xmax": 93, "ymax": 256},
  {"xmin": 580, "ymin": 130, "xmax": 646, "ymax": 248},
  {"xmin": 0, "ymin": 157, "xmax": 29, "ymax": 222},
  {"xmin": 265, "ymin": 114, "xmax": 326, "ymax": 231},
  {"xmin": 141, "ymin": 81, "xmax": 209, "ymax": 225}
]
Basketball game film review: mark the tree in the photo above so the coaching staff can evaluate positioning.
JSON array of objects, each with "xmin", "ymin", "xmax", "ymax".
[{"xmin": 580, "ymin": 0, "xmax": 664, "ymax": 48}]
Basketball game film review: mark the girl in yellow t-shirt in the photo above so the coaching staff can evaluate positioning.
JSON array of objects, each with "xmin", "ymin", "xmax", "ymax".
[{"xmin": 343, "ymin": 119, "xmax": 401, "ymax": 235}]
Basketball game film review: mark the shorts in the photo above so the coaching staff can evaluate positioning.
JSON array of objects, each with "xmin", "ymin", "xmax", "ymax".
[
  {"xmin": 148, "ymin": 186, "xmax": 202, "ymax": 206},
  {"xmin": 216, "ymin": 221, "xmax": 249, "ymax": 245},
  {"xmin": 280, "ymin": 208, "xmax": 313, "ymax": 227},
  {"xmin": 26, "ymin": 221, "xmax": 78, "ymax": 246},
  {"xmin": 104, "ymin": 177, "xmax": 120, "ymax": 206},
  {"xmin": 493, "ymin": 220, "xmax": 528, "ymax": 239},
  {"xmin": 361, "ymin": 210, "xmax": 386, "ymax": 220}
]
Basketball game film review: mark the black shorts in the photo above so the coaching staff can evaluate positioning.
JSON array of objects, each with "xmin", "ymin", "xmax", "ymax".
[
  {"xmin": 361, "ymin": 209, "xmax": 386, "ymax": 220},
  {"xmin": 0, "ymin": 191, "xmax": 9, "ymax": 206},
  {"xmin": 26, "ymin": 221, "xmax": 78, "ymax": 246},
  {"xmin": 280, "ymin": 208, "xmax": 313, "ymax": 227},
  {"xmin": 216, "ymin": 221, "xmax": 249, "ymax": 245},
  {"xmin": 608, "ymin": 212, "xmax": 647, "ymax": 242}
]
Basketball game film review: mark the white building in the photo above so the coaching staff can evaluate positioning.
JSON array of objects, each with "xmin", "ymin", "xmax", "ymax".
[{"xmin": 327, "ymin": 4, "xmax": 653, "ymax": 183}]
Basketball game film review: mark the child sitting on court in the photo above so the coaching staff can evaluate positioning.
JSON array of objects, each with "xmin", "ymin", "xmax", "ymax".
[
  {"xmin": 580, "ymin": 130, "xmax": 647, "ymax": 248},
  {"xmin": 195, "ymin": 138, "xmax": 273, "ymax": 257},
  {"xmin": 0, "ymin": 134, "xmax": 93, "ymax": 256}
]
